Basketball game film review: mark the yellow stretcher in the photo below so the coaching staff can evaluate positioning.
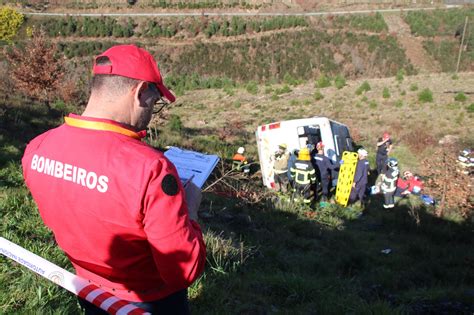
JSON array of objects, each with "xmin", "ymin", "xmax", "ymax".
[{"xmin": 335, "ymin": 151, "xmax": 359, "ymax": 207}]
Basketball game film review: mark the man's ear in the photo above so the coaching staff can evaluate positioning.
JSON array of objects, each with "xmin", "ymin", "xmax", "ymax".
[{"xmin": 133, "ymin": 81, "xmax": 149, "ymax": 108}]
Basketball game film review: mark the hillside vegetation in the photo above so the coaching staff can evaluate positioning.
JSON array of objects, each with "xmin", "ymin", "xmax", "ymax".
[{"xmin": 1, "ymin": 5, "xmax": 474, "ymax": 315}]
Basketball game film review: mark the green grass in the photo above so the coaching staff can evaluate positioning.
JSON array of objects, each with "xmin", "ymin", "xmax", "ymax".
[{"xmin": 1, "ymin": 79, "xmax": 474, "ymax": 314}]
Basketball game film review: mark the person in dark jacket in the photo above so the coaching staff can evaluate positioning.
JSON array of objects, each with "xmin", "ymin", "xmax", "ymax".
[
  {"xmin": 290, "ymin": 148, "xmax": 317, "ymax": 204},
  {"xmin": 312, "ymin": 142, "xmax": 338, "ymax": 201},
  {"xmin": 349, "ymin": 148, "xmax": 370, "ymax": 204},
  {"xmin": 376, "ymin": 132, "xmax": 393, "ymax": 175}
]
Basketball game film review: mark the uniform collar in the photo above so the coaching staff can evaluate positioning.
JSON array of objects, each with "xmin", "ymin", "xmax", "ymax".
[{"xmin": 64, "ymin": 114, "xmax": 146, "ymax": 140}]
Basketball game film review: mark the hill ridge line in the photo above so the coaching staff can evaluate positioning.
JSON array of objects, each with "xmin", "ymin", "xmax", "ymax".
[{"xmin": 20, "ymin": 6, "xmax": 458, "ymax": 17}]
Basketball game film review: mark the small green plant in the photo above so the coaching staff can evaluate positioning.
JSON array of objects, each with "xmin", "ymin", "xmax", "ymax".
[
  {"xmin": 303, "ymin": 99, "xmax": 312, "ymax": 105},
  {"xmin": 264, "ymin": 87, "xmax": 273, "ymax": 94},
  {"xmin": 315, "ymin": 73, "xmax": 331, "ymax": 88},
  {"xmin": 361, "ymin": 95, "xmax": 368, "ymax": 102},
  {"xmin": 396, "ymin": 69, "xmax": 405, "ymax": 82},
  {"xmin": 223, "ymin": 86, "xmax": 235, "ymax": 96},
  {"xmin": 454, "ymin": 92, "xmax": 467, "ymax": 102},
  {"xmin": 355, "ymin": 81, "xmax": 371, "ymax": 95},
  {"xmin": 233, "ymin": 101, "xmax": 241, "ymax": 108},
  {"xmin": 271, "ymin": 93, "xmax": 280, "ymax": 101},
  {"xmin": 290, "ymin": 99, "xmax": 300, "ymax": 106},
  {"xmin": 467, "ymin": 103, "xmax": 474, "ymax": 113},
  {"xmin": 395, "ymin": 99, "xmax": 403, "ymax": 108},
  {"xmin": 455, "ymin": 112, "xmax": 464, "ymax": 125},
  {"xmin": 418, "ymin": 88, "xmax": 433, "ymax": 103},
  {"xmin": 382, "ymin": 87, "xmax": 391, "ymax": 99},
  {"xmin": 334, "ymin": 75, "xmax": 346, "ymax": 89},
  {"xmin": 451, "ymin": 73, "xmax": 459, "ymax": 80},
  {"xmin": 275, "ymin": 84, "xmax": 292, "ymax": 95},
  {"xmin": 168, "ymin": 114, "xmax": 183, "ymax": 132},
  {"xmin": 409, "ymin": 83, "xmax": 418, "ymax": 91},
  {"xmin": 400, "ymin": 90, "xmax": 406, "ymax": 96},
  {"xmin": 314, "ymin": 90, "xmax": 324, "ymax": 101},
  {"xmin": 245, "ymin": 81, "xmax": 258, "ymax": 95},
  {"xmin": 369, "ymin": 100, "xmax": 378, "ymax": 109}
]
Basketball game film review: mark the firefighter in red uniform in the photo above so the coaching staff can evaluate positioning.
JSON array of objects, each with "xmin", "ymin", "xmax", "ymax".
[{"xmin": 22, "ymin": 45, "xmax": 206, "ymax": 314}]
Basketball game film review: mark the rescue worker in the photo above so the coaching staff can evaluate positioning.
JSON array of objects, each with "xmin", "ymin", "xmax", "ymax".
[
  {"xmin": 381, "ymin": 158, "xmax": 400, "ymax": 208},
  {"xmin": 271, "ymin": 143, "xmax": 290, "ymax": 192},
  {"xmin": 22, "ymin": 45, "xmax": 206, "ymax": 314},
  {"xmin": 376, "ymin": 132, "xmax": 393, "ymax": 175},
  {"xmin": 313, "ymin": 141, "xmax": 338, "ymax": 201},
  {"xmin": 290, "ymin": 148, "xmax": 317, "ymax": 204},
  {"xmin": 349, "ymin": 148, "xmax": 370, "ymax": 205},
  {"xmin": 395, "ymin": 170, "xmax": 424, "ymax": 197},
  {"xmin": 232, "ymin": 146, "xmax": 249, "ymax": 173}
]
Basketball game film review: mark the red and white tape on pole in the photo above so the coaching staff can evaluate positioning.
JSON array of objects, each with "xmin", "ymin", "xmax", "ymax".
[{"xmin": 0, "ymin": 237, "xmax": 150, "ymax": 315}]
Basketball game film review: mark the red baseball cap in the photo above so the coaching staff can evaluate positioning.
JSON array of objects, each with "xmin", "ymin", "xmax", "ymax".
[
  {"xmin": 92, "ymin": 45, "xmax": 176, "ymax": 103},
  {"xmin": 383, "ymin": 132, "xmax": 390, "ymax": 140}
]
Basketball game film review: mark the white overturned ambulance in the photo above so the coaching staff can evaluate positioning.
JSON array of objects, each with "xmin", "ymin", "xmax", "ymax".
[{"xmin": 255, "ymin": 117, "xmax": 354, "ymax": 189}]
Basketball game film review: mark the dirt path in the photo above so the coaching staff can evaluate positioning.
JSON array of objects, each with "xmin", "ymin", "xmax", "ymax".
[{"xmin": 383, "ymin": 13, "xmax": 440, "ymax": 73}]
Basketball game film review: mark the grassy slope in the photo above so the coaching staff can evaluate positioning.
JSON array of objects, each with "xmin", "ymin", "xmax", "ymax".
[
  {"xmin": 1, "ymin": 71, "xmax": 473, "ymax": 314},
  {"xmin": 1, "ymin": 8, "xmax": 473, "ymax": 314}
]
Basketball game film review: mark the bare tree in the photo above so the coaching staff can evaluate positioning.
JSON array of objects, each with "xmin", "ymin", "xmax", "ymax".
[{"xmin": 4, "ymin": 29, "xmax": 65, "ymax": 109}]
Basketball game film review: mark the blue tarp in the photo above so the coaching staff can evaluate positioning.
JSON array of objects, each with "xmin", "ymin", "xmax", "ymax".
[{"xmin": 164, "ymin": 147, "xmax": 220, "ymax": 188}]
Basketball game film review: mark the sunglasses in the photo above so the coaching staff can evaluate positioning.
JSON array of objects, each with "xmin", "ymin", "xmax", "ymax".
[{"xmin": 141, "ymin": 83, "xmax": 170, "ymax": 114}]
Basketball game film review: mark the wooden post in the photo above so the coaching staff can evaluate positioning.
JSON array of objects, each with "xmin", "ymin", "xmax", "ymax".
[{"xmin": 456, "ymin": 16, "xmax": 468, "ymax": 73}]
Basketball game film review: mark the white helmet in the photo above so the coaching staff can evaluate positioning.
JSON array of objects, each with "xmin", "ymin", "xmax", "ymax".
[
  {"xmin": 357, "ymin": 148, "xmax": 368, "ymax": 157},
  {"xmin": 237, "ymin": 147, "xmax": 245, "ymax": 154}
]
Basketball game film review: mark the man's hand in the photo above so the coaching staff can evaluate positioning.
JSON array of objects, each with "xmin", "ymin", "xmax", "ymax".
[{"xmin": 184, "ymin": 182, "xmax": 202, "ymax": 221}]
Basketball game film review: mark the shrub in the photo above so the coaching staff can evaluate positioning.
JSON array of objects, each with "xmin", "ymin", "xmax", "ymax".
[
  {"xmin": 396, "ymin": 69, "xmax": 404, "ymax": 82},
  {"xmin": 355, "ymin": 81, "xmax": 371, "ymax": 95},
  {"xmin": 409, "ymin": 83, "xmax": 418, "ymax": 91},
  {"xmin": 245, "ymin": 81, "xmax": 258, "ymax": 95},
  {"xmin": 400, "ymin": 90, "xmax": 406, "ymax": 96},
  {"xmin": 395, "ymin": 99, "xmax": 403, "ymax": 108},
  {"xmin": 369, "ymin": 100, "xmax": 378, "ymax": 109},
  {"xmin": 168, "ymin": 114, "xmax": 183, "ymax": 132},
  {"xmin": 0, "ymin": 7, "xmax": 24, "ymax": 43},
  {"xmin": 467, "ymin": 103, "xmax": 474, "ymax": 113},
  {"xmin": 275, "ymin": 85, "xmax": 291, "ymax": 95},
  {"xmin": 334, "ymin": 75, "xmax": 346, "ymax": 89},
  {"xmin": 271, "ymin": 93, "xmax": 280, "ymax": 101},
  {"xmin": 382, "ymin": 87, "xmax": 391, "ymax": 99},
  {"xmin": 454, "ymin": 92, "xmax": 467, "ymax": 102},
  {"xmin": 451, "ymin": 73, "xmax": 459, "ymax": 80},
  {"xmin": 315, "ymin": 73, "xmax": 331, "ymax": 88},
  {"xmin": 418, "ymin": 88, "xmax": 433, "ymax": 103},
  {"xmin": 313, "ymin": 90, "xmax": 324, "ymax": 101},
  {"xmin": 223, "ymin": 86, "xmax": 234, "ymax": 96},
  {"xmin": 283, "ymin": 73, "xmax": 299, "ymax": 86},
  {"xmin": 233, "ymin": 101, "xmax": 241, "ymax": 108}
]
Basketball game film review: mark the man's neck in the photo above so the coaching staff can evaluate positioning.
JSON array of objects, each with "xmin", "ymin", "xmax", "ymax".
[{"xmin": 82, "ymin": 97, "xmax": 132, "ymax": 127}]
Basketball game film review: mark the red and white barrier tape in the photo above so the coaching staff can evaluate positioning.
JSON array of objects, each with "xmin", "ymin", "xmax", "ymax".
[{"xmin": 0, "ymin": 237, "xmax": 150, "ymax": 315}]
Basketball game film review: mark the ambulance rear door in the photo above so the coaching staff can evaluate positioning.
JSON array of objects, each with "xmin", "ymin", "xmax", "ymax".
[{"xmin": 256, "ymin": 122, "xmax": 300, "ymax": 188}]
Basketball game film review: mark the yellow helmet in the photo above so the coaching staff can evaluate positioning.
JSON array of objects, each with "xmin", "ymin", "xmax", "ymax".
[
  {"xmin": 298, "ymin": 148, "xmax": 310, "ymax": 161},
  {"xmin": 278, "ymin": 143, "xmax": 287, "ymax": 150}
]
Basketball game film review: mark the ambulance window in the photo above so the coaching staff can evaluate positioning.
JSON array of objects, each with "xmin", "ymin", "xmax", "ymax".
[
  {"xmin": 297, "ymin": 125, "xmax": 321, "ymax": 148},
  {"xmin": 334, "ymin": 135, "xmax": 340, "ymax": 156},
  {"xmin": 330, "ymin": 122, "xmax": 353, "ymax": 154}
]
